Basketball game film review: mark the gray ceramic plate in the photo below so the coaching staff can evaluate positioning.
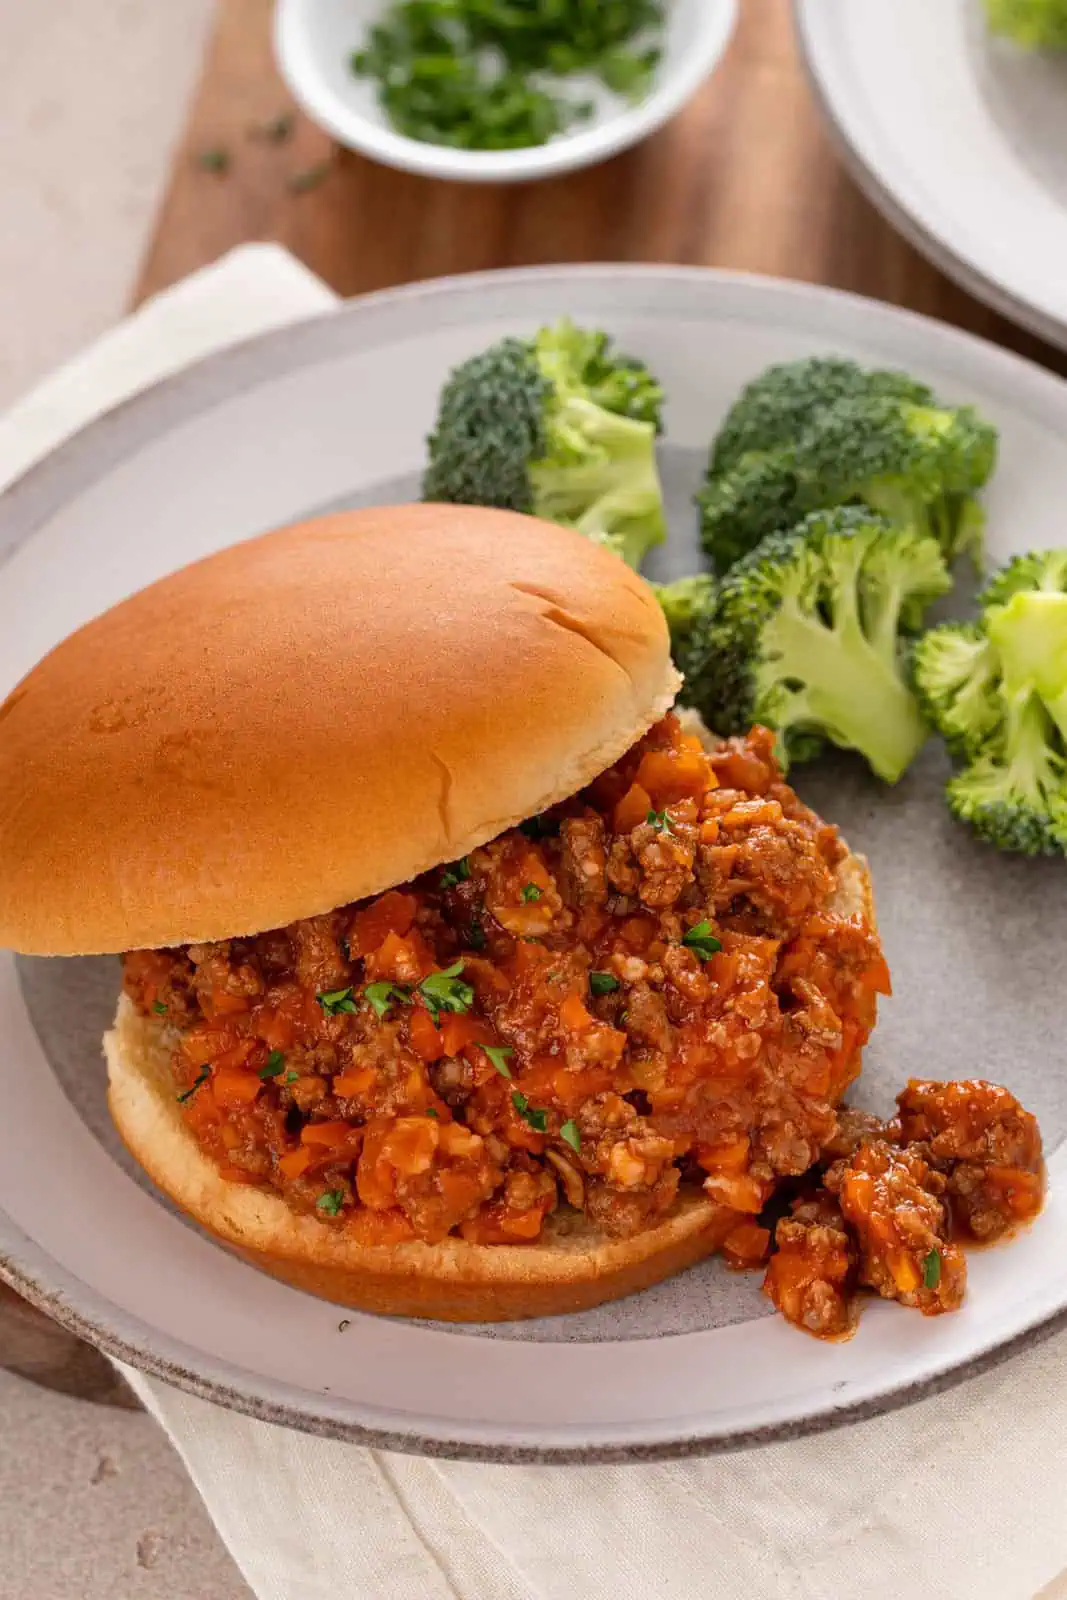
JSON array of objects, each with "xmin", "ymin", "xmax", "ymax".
[
  {"xmin": 796, "ymin": 0, "xmax": 1067, "ymax": 350},
  {"xmin": 0, "ymin": 266, "xmax": 1065, "ymax": 1462}
]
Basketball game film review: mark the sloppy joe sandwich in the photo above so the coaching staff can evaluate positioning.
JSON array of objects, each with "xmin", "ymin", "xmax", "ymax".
[{"xmin": 0, "ymin": 504, "xmax": 1037, "ymax": 1329}]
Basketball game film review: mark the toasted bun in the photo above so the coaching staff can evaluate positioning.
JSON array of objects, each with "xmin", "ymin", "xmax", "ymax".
[
  {"xmin": 0, "ymin": 506, "xmax": 679, "ymax": 955},
  {"xmin": 103, "ymin": 849, "xmax": 875, "ymax": 1322}
]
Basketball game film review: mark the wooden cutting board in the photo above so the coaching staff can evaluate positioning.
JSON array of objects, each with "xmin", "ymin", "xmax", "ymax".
[
  {"xmin": 6, "ymin": 0, "xmax": 1064, "ymax": 1407},
  {"xmin": 135, "ymin": 0, "xmax": 1063, "ymax": 385}
]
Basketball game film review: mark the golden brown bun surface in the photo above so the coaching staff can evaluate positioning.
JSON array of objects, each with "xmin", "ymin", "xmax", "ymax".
[
  {"xmin": 103, "ymin": 847, "xmax": 875, "ymax": 1323},
  {"xmin": 0, "ymin": 506, "xmax": 679, "ymax": 954},
  {"xmin": 105, "ymin": 995, "xmax": 737, "ymax": 1321}
]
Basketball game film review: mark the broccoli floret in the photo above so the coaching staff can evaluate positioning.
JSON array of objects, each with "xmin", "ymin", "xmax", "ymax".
[
  {"xmin": 795, "ymin": 395, "xmax": 997, "ymax": 567},
  {"xmin": 985, "ymin": 0, "xmax": 1067, "ymax": 49},
  {"xmin": 423, "ymin": 319, "xmax": 666, "ymax": 569},
  {"xmin": 686, "ymin": 506, "xmax": 951, "ymax": 782},
  {"xmin": 911, "ymin": 623, "xmax": 1002, "ymax": 757},
  {"xmin": 699, "ymin": 358, "xmax": 998, "ymax": 573},
  {"xmin": 696, "ymin": 452, "xmax": 802, "ymax": 575},
  {"xmin": 710, "ymin": 356, "xmax": 933, "ymax": 473},
  {"xmin": 913, "ymin": 548, "xmax": 1067, "ymax": 855},
  {"xmin": 653, "ymin": 574, "xmax": 717, "ymax": 690}
]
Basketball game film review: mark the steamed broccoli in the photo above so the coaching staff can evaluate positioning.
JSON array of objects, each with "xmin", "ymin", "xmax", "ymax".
[
  {"xmin": 710, "ymin": 356, "xmax": 934, "ymax": 474},
  {"xmin": 698, "ymin": 357, "xmax": 997, "ymax": 573},
  {"xmin": 423, "ymin": 319, "xmax": 667, "ymax": 569},
  {"xmin": 985, "ymin": 0, "xmax": 1067, "ymax": 49},
  {"xmin": 913, "ymin": 549, "xmax": 1067, "ymax": 854},
  {"xmin": 684, "ymin": 506, "xmax": 952, "ymax": 782},
  {"xmin": 653, "ymin": 573, "xmax": 717, "ymax": 688}
]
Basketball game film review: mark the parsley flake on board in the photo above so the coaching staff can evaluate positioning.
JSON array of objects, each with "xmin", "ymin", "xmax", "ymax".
[
  {"xmin": 259, "ymin": 1050, "xmax": 287, "ymax": 1080},
  {"xmin": 177, "ymin": 1066, "xmax": 210, "ymax": 1104},
  {"xmin": 681, "ymin": 921, "xmax": 722, "ymax": 962},
  {"xmin": 316, "ymin": 1189, "xmax": 345, "ymax": 1216},
  {"xmin": 512, "ymin": 1092, "xmax": 548, "ymax": 1133},
  {"xmin": 480, "ymin": 1044, "xmax": 514, "ymax": 1079},
  {"xmin": 589, "ymin": 971, "xmax": 619, "ymax": 996},
  {"xmin": 318, "ymin": 986, "xmax": 359, "ymax": 1015},
  {"xmin": 196, "ymin": 146, "xmax": 230, "ymax": 174},
  {"xmin": 560, "ymin": 1119, "xmax": 582, "ymax": 1154}
]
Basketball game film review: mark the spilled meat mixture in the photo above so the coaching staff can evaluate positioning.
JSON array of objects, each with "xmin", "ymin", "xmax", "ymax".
[{"xmin": 123, "ymin": 718, "xmax": 1043, "ymax": 1335}]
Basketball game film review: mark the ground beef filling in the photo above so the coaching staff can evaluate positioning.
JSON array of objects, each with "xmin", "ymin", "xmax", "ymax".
[
  {"xmin": 763, "ymin": 1079, "xmax": 1044, "ymax": 1337},
  {"xmin": 125, "ymin": 720, "xmax": 888, "ymax": 1256}
]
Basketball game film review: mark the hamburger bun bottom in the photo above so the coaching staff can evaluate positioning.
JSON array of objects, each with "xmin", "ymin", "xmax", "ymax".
[{"xmin": 105, "ymin": 846, "xmax": 874, "ymax": 1323}]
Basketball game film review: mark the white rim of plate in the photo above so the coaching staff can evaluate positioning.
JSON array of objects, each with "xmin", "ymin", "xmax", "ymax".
[
  {"xmin": 1, "ymin": 263, "xmax": 1066, "ymax": 1460},
  {"xmin": 793, "ymin": 0, "xmax": 1067, "ymax": 353}
]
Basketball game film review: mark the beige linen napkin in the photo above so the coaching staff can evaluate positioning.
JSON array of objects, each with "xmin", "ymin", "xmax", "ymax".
[{"xmin": 2, "ymin": 243, "xmax": 1065, "ymax": 1600}]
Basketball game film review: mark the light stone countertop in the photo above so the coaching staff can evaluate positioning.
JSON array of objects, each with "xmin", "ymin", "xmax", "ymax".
[{"xmin": 0, "ymin": 4, "xmax": 249, "ymax": 1595}]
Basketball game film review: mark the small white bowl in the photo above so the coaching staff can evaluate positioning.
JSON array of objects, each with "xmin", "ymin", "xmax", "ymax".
[{"xmin": 274, "ymin": 0, "xmax": 738, "ymax": 184}]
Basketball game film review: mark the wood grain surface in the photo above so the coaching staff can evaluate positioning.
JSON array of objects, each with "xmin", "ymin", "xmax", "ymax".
[
  {"xmin": 7, "ymin": 0, "xmax": 1064, "ymax": 1406},
  {"xmin": 135, "ymin": 0, "xmax": 1065, "ymax": 384}
]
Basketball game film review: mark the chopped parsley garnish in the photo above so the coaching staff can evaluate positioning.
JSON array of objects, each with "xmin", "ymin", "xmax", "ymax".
[
  {"xmin": 287, "ymin": 160, "xmax": 332, "ymax": 194},
  {"xmin": 152, "ymin": 999, "xmax": 168, "ymax": 1015},
  {"xmin": 259, "ymin": 1050, "xmax": 287, "ymax": 1080},
  {"xmin": 467, "ymin": 918, "xmax": 487, "ymax": 951},
  {"xmin": 560, "ymin": 1119, "xmax": 582, "ymax": 1154},
  {"xmin": 363, "ymin": 981, "xmax": 411, "ymax": 1018},
  {"xmin": 284, "ymin": 1071, "xmax": 300, "ymax": 1084},
  {"xmin": 425, "ymin": 1107, "xmax": 439, "ymax": 1119},
  {"xmin": 177, "ymin": 1065, "xmax": 210, "ymax": 1104},
  {"xmin": 439, "ymin": 857, "xmax": 471, "ymax": 889},
  {"xmin": 316, "ymin": 1189, "xmax": 345, "ymax": 1216},
  {"xmin": 318, "ymin": 986, "xmax": 358, "ymax": 1015},
  {"xmin": 480, "ymin": 1044, "xmax": 514, "ymax": 1079},
  {"xmin": 681, "ymin": 921, "xmax": 722, "ymax": 962},
  {"xmin": 589, "ymin": 971, "xmax": 619, "ymax": 996},
  {"xmin": 521, "ymin": 883, "xmax": 542, "ymax": 903},
  {"xmin": 418, "ymin": 960, "xmax": 474, "ymax": 1021},
  {"xmin": 196, "ymin": 146, "xmax": 230, "ymax": 174},
  {"xmin": 646, "ymin": 808, "xmax": 676, "ymax": 834},
  {"xmin": 512, "ymin": 1092, "xmax": 548, "ymax": 1133},
  {"xmin": 922, "ymin": 1249, "xmax": 942, "ymax": 1290}
]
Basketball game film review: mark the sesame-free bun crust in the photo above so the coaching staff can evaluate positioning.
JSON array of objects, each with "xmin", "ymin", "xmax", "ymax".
[
  {"xmin": 105, "ymin": 995, "xmax": 738, "ymax": 1321},
  {"xmin": 0, "ymin": 506, "xmax": 680, "ymax": 955},
  {"xmin": 102, "ymin": 849, "xmax": 875, "ymax": 1322}
]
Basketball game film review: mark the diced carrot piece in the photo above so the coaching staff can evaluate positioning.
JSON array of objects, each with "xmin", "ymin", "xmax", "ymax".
[
  {"xmin": 212, "ymin": 1040, "xmax": 257, "ymax": 1074},
  {"xmin": 278, "ymin": 1148, "xmax": 313, "ymax": 1180},
  {"xmin": 210, "ymin": 990, "xmax": 251, "ymax": 1016},
  {"xmin": 213, "ymin": 1068, "xmax": 261, "ymax": 1108},
  {"xmin": 499, "ymin": 1208, "xmax": 547, "ymax": 1240},
  {"xmin": 635, "ymin": 750, "xmax": 709, "ymax": 805},
  {"xmin": 559, "ymin": 992, "xmax": 593, "ymax": 1031},
  {"xmin": 722, "ymin": 1222, "xmax": 771, "ymax": 1266},
  {"xmin": 440, "ymin": 1013, "xmax": 487, "ymax": 1058},
  {"xmin": 301, "ymin": 1120, "xmax": 356, "ymax": 1147},
  {"xmin": 409, "ymin": 1007, "xmax": 443, "ymax": 1062},
  {"xmin": 257, "ymin": 1010, "xmax": 296, "ymax": 1051},
  {"xmin": 348, "ymin": 891, "xmax": 418, "ymax": 958},
  {"xmin": 333, "ymin": 1068, "xmax": 376, "ymax": 1097},
  {"xmin": 613, "ymin": 781, "xmax": 652, "ymax": 835}
]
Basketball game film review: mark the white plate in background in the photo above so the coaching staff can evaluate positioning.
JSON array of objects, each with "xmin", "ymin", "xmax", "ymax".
[
  {"xmin": 0, "ymin": 265, "xmax": 1065, "ymax": 1460},
  {"xmin": 796, "ymin": 0, "xmax": 1067, "ymax": 348}
]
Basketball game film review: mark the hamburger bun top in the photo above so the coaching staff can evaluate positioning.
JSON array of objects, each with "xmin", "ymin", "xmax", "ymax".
[{"xmin": 0, "ymin": 504, "xmax": 680, "ymax": 955}]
